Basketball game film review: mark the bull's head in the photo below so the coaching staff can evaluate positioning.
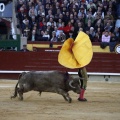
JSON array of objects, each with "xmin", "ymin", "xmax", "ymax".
[{"xmin": 69, "ymin": 78, "xmax": 81, "ymax": 94}]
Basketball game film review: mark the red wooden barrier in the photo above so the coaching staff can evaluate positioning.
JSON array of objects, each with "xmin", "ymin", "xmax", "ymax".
[{"xmin": 0, "ymin": 50, "xmax": 120, "ymax": 79}]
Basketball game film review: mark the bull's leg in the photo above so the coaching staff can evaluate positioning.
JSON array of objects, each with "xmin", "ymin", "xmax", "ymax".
[
  {"xmin": 56, "ymin": 89, "xmax": 72, "ymax": 103},
  {"xmin": 17, "ymin": 85, "xmax": 24, "ymax": 100},
  {"xmin": 62, "ymin": 95, "xmax": 68, "ymax": 101},
  {"xmin": 18, "ymin": 84, "xmax": 32, "ymax": 100},
  {"xmin": 11, "ymin": 82, "xmax": 19, "ymax": 99},
  {"xmin": 11, "ymin": 87, "xmax": 19, "ymax": 99},
  {"xmin": 39, "ymin": 91, "xmax": 42, "ymax": 96}
]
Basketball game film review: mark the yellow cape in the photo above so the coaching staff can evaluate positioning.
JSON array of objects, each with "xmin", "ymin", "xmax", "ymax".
[{"xmin": 58, "ymin": 31, "xmax": 93, "ymax": 69}]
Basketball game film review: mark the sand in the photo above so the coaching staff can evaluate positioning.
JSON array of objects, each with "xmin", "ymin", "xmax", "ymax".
[{"xmin": 0, "ymin": 80, "xmax": 120, "ymax": 120}]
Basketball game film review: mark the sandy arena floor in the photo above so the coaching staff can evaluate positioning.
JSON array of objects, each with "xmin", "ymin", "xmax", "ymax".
[{"xmin": 0, "ymin": 79, "xmax": 120, "ymax": 120}]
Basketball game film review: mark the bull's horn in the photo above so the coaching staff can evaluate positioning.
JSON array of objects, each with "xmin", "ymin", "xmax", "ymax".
[{"xmin": 69, "ymin": 80, "xmax": 76, "ymax": 89}]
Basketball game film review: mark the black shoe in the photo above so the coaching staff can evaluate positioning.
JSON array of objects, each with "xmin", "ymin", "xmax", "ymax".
[{"xmin": 78, "ymin": 98, "xmax": 87, "ymax": 102}]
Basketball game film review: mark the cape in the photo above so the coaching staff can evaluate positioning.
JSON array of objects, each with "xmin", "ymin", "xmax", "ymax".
[{"xmin": 58, "ymin": 31, "xmax": 93, "ymax": 69}]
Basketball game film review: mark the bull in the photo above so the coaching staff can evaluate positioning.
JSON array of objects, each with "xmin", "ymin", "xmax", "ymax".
[{"xmin": 11, "ymin": 71, "xmax": 81, "ymax": 103}]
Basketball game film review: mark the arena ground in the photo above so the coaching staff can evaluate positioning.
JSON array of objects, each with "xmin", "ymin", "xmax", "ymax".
[{"xmin": 0, "ymin": 79, "xmax": 120, "ymax": 120}]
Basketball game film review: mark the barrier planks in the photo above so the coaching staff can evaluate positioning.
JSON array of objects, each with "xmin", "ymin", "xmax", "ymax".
[{"xmin": 0, "ymin": 50, "xmax": 120, "ymax": 79}]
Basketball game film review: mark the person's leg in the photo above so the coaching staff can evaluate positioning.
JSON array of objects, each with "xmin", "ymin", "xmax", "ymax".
[
  {"xmin": 81, "ymin": 67, "xmax": 88, "ymax": 89},
  {"xmin": 78, "ymin": 68, "xmax": 83, "ymax": 87},
  {"xmin": 78, "ymin": 67, "xmax": 88, "ymax": 101}
]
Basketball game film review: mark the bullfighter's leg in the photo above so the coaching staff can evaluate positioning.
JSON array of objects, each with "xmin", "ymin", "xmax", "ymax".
[
  {"xmin": 78, "ymin": 67, "xmax": 88, "ymax": 102},
  {"xmin": 56, "ymin": 89, "xmax": 72, "ymax": 103}
]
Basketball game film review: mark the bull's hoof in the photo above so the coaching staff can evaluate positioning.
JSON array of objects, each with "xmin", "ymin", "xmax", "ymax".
[
  {"xmin": 39, "ymin": 92, "xmax": 42, "ymax": 96},
  {"xmin": 10, "ymin": 95, "xmax": 17, "ymax": 99},
  {"xmin": 19, "ymin": 97, "xmax": 23, "ymax": 101},
  {"xmin": 78, "ymin": 98, "xmax": 87, "ymax": 102},
  {"xmin": 10, "ymin": 95, "xmax": 16, "ymax": 99},
  {"xmin": 68, "ymin": 98, "xmax": 72, "ymax": 103}
]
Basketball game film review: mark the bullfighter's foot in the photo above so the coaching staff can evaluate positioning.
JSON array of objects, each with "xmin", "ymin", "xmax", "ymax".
[{"xmin": 78, "ymin": 98, "xmax": 87, "ymax": 102}]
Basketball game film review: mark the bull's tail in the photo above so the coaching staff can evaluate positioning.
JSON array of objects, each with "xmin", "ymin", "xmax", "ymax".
[
  {"xmin": 11, "ymin": 82, "xmax": 19, "ymax": 99},
  {"xmin": 11, "ymin": 72, "xmax": 26, "ymax": 99}
]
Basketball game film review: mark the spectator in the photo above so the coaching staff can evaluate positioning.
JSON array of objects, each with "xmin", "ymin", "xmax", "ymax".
[
  {"xmin": 21, "ymin": 4, "xmax": 28, "ymax": 14},
  {"xmin": 50, "ymin": 31, "xmax": 58, "ymax": 42},
  {"xmin": 104, "ymin": 11, "xmax": 114, "ymax": 25},
  {"xmin": 101, "ymin": 30, "xmax": 111, "ymax": 43},
  {"xmin": 58, "ymin": 22, "xmax": 65, "ymax": 31},
  {"xmin": 57, "ymin": 18, "xmax": 63, "ymax": 27},
  {"xmin": 85, "ymin": 12, "xmax": 94, "ymax": 25},
  {"xmin": 73, "ymin": 10, "xmax": 78, "ymax": 21},
  {"xmin": 64, "ymin": 21, "xmax": 73, "ymax": 38},
  {"xmin": 20, "ymin": 45, "xmax": 29, "ymax": 52},
  {"xmin": 44, "ymin": 3, "xmax": 50, "ymax": 15},
  {"xmin": 69, "ymin": 26, "xmax": 76, "ymax": 39},
  {"xmin": 104, "ymin": 22, "xmax": 113, "ymax": 32},
  {"xmin": 16, "ymin": 0, "xmax": 24, "ymax": 12},
  {"xmin": 54, "ymin": 8, "xmax": 61, "ymax": 22},
  {"xmin": 46, "ymin": 25, "xmax": 51, "ymax": 37},
  {"xmin": 35, "ymin": 1, "xmax": 43, "ymax": 12},
  {"xmin": 57, "ymin": 31, "xmax": 66, "ymax": 42},
  {"xmin": 109, "ymin": 33, "xmax": 118, "ymax": 52},
  {"xmin": 22, "ymin": 17, "xmax": 31, "ymax": 37},
  {"xmin": 29, "ymin": 5, "xmax": 37, "ymax": 17},
  {"xmin": 78, "ymin": 7, "xmax": 86, "ymax": 24},
  {"xmin": 94, "ymin": 32, "xmax": 101, "ymax": 42},
  {"xmin": 47, "ymin": 17, "xmax": 56, "ymax": 27},
  {"xmin": 49, "ymin": 22, "xmax": 55, "ymax": 34},
  {"xmin": 38, "ymin": 18, "xmax": 47, "ymax": 31},
  {"xmin": 100, "ymin": 30, "xmax": 111, "ymax": 49},
  {"xmin": 85, "ymin": 19, "xmax": 92, "ymax": 31},
  {"xmin": 78, "ymin": 5, "xmax": 86, "ymax": 16},
  {"xmin": 113, "ymin": 27, "xmax": 120, "ymax": 42},
  {"xmin": 115, "ymin": 16, "xmax": 120, "ymax": 28},
  {"xmin": 78, "ymin": 27, "xmax": 84, "ymax": 32},
  {"xmin": 89, "ymin": 27, "xmax": 95, "ymax": 42},
  {"xmin": 94, "ymin": 19, "xmax": 104, "ymax": 32},
  {"xmin": 87, "ymin": 0, "xmax": 96, "ymax": 11},
  {"xmin": 58, "ymin": 13, "xmax": 64, "ymax": 23},
  {"xmin": 33, "ymin": 47, "xmax": 37, "ymax": 52},
  {"xmin": 85, "ymin": 29, "xmax": 90, "ymax": 36},
  {"xmin": 60, "ymin": 5, "xmax": 67, "ymax": 15},
  {"xmin": 103, "ymin": 4, "xmax": 108, "ymax": 16},
  {"xmin": 75, "ymin": 21, "xmax": 84, "ymax": 33},
  {"xmin": 63, "ymin": 11, "xmax": 70, "ymax": 26},
  {"xmin": 30, "ymin": 16, "xmax": 37, "ymax": 29},
  {"xmin": 17, "ymin": 7, "xmax": 26, "ymax": 26},
  {"xmin": 28, "ymin": 29, "xmax": 38, "ymax": 41},
  {"xmin": 15, "ymin": 0, "xmax": 120, "ymax": 43},
  {"xmin": 42, "ymin": 30, "xmax": 50, "ymax": 41},
  {"xmin": 94, "ymin": 27, "xmax": 102, "ymax": 42},
  {"xmin": 46, "ymin": 10, "xmax": 54, "ymax": 21}
]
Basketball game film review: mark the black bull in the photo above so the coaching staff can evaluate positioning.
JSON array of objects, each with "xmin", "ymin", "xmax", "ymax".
[{"xmin": 11, "ymin": 71, "xmax": 81, "ymax": 103}]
